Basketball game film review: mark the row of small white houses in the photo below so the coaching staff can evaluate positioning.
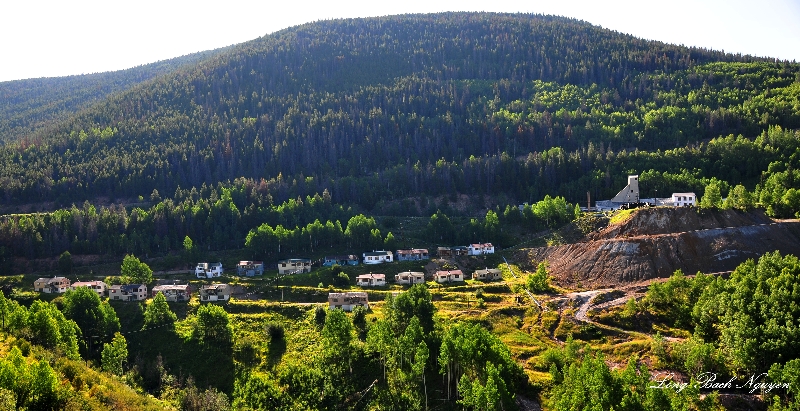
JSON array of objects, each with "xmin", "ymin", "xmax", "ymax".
[
  {"xmin": 196, "ymin": 243, "xmax": 495, "ymax": 279},
  {"xmin": 356, "ymin": 267, "xmax": 502, "ymax": 287},
  {"xmin": 36, "ymin": 276, "xmax": 384, "ymax": 312},
  {"xmin": 33, "ymin": 277, "xmax": 231, "ymax": 302},
  {"xmin": 35, "ymin": 265, "xmax": 502, "ymax": 303}
]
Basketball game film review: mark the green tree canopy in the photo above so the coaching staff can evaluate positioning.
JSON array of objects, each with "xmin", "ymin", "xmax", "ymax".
[
  {"xmin": 426, "ymin": 210, "xmax": 455, "ymax": 243},
  {"xmin": 143, "ymin": 291, "xmax": 177, "ymax": 330},
  {"xmin": 63, "ymin": 286, "xmax": 120, "ymax": 349},
  {"xmin": 715, "ymin": 251, "xmax": 800, "ymax": 373},
  {"xmin": 101, "ymin": 332, "xmax": 128, "ymax": 376},
  {"xmin": 58, "ymin": 251, "xmax": 72, "ymax": 275},
  {"xmin": 385, "ymin": 283, "xmax": 437, "ymax": 336},
  {"xmin": 26, "ymin": 300, "xmax": 81, "ymax": 360},
  {"xmin": 321, "ymin": 308, "xmax": 354, "ymax": 375},
  {"xmin": 193, "ymin": 304, "xmax": 233, "ymax": 345},
  {"xmin": 527, "ymin": 261, "xmax": 551, "ymax": 293},
  {"xmin": 344, "ymin": 214, "xmax": 378, "ymax": 248},
  {"xmin": 699, "ymin": 179, "xmax": 723, "ymax": 209},
  {"xmin": 120, "ymin": 254, "xmax": 153, "ymax": 285},
  {"xmin": 0, "ymin": 347, "xmax": 65, "ymax": 410}
]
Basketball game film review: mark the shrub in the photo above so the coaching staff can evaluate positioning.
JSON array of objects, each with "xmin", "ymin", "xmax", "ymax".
[
  {"xmin": 333, "ymin": 272, "xmax": 350, "ymax": 287},
  {"xmin": 313, "ymin": 305, "xmax": 327, "ymax": 327},
  {"xmin": 265, "ymin": 322, "xmax": 285, "ymax": 341}
]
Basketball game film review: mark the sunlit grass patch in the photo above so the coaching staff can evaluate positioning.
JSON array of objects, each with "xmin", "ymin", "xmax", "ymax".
[
  {"xmin": 609, "ymin": 208, "xmax": 637, "ymax": 225},
  {"xmin": 596, "ymin": 338, "xmax": 651, "ymax": 363}
]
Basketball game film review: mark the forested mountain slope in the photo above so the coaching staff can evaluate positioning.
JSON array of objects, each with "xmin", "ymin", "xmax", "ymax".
[
  {"xmin": 0, "ymin": 48, "xmax": 226, "ymax": 144},
  {"xmin": 0, "ymin": 12, "xmax": 798, "ymax": 210}
]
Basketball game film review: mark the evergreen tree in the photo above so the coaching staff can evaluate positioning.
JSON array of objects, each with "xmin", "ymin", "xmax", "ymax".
[
  {"xmin": 527, "ymin": 261, "xmax": 551, "ymax": 293},
  {"xmin": 142, "ymin": 292, "xmax": 177, "ymax": 330},
  {"xmin": 58, "ymin": 251, "xmax": 73, "ymax": 275},
  {"xmin": 101, "ymin": 332, "xmax": 128, "ymax": 376},
  {"xmin": 120, "ymin": 254, "xmax": 153, "ymax": 285}
]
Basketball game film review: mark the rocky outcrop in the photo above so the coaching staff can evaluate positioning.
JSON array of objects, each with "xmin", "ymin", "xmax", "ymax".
[{"xmin": 516, "ymin": 208, "xmax": 800, "ymax": 288}]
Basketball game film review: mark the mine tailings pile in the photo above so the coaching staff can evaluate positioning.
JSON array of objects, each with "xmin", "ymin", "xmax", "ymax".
[{"xmin": 517, "ymin": 207, "xmax": 800, "ymax": 288}]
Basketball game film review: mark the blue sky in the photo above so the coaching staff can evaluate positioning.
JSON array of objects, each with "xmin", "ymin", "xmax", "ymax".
[{"xmin": 1, "ymin": 0, "xmax": 799, "ymax": 82}]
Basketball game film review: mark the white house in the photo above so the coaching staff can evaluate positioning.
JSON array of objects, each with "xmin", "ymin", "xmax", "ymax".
[
  {"xmin": 328, "ymin": 292, "xmax": 369, "ymax": 311},
  {"xmin": 467, "ymin": 243, "xmax": 495, "ymax": 255},
  {"xmin": 71, "ymin": 281, "xmax": 108, "ymax": 298},
  {"xmin": 396, "ymin": 271, "xmax": 426, "ymax": 285},
  {"xmin": 195, "ymin": 262, "xmax": 224, "ymax": 278},
  {"xmin": 356, "ymin": 273, "xmax": 386, "ymax": 287},
  {"xmin": 671, "ymin": 192, "xmax": 696, "ymax": 207},
  {"xmin": 151, "ymin": 284, "xmax": 192, "ymax": 302},
  {"xmin": 200, "ymin": 284, "xmax": 231, "ymax": 302},
  {"xmin": 237, "ymin": 261, "xmax": 264, "ymax": 277},
  {"xmin": 278, "ymin": 258, "xmax": 312, "ymax": 275},
  {"xmin": 396, "ymin": 249, "xmax": 429, "ymax": 261},
  {"xmin": 363, "ymin": 250, "xmax": 393, "ymax": 265},
  {"xmin": 435, "ymin": 270, "xmax": 464, "ymax": 284},
  {"xmin": 473, "ymin": 268, "xmax": 502, "ymax": 281},
  {"xmin": 34, "ymin": 276, "xmax": 71, "ymax": 293},
  {"xmin": 109, "ymin": 284, "xmax": 148, "ymax": 301}
]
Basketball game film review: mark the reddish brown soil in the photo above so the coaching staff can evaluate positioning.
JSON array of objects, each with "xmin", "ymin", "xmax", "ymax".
[{"xmin": 515, "ymin": 208, "xmax": 800, "ymax": 288}]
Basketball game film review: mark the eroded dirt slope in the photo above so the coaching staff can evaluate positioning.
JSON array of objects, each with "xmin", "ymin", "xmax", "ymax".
[{"xmin": 516, "ymin": 208, "xmax": 800, "ymax": 288}]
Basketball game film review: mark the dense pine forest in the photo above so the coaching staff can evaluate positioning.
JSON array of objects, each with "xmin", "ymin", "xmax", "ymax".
[
  {"xmin": 2, "ymin": 11, "xmax": 800, "ymax": 411},
  {"xmin": 1, "ymin": 13, "xmax": 798, "ymax": 209},
  {"xmin": 0, "ymin": 48, "xmax": 226, "ymax": 145}
]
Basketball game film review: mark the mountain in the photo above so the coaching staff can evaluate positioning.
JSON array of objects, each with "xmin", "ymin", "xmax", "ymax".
[
  {"xmin": 0, "ymin": 12, "xmax": 798, "ymax": 211},
  {"xmin": 0, "ymin": 48, "xmax": 227, "ymax": 144}
]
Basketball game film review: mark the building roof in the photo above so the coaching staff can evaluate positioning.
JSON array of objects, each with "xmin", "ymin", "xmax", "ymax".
[
  {"xmin": 397, "ymin": 271, "xmax": 425, "ymax": 276},
  {"xmin": 278, "ymin": 258, "xmax": 311, "ymax": 263},
  {"xmin": 152, "ymin": 284, "xmax": 190, "ymax": 292},
  {"xmin": 201, "ymin": 283, "xmax": 230, "ymax": 291},
  {"xmin": 397, "ymin": 248, "xmax": 428, "ymax": 254},
  {"xmin": 356, "ymin": 273, "xmax": 386, "ymax": 280},
  {"xmin": 237, "ymin": 260, "xmax": 263, "ymax": 266},
  {"xmin": 328, "ymin": 291, "xmax": 368, "ymax": 298},
  {"xmin": 36, "ymin": 276, "xmax": 69, "ymax": 283},
  {"xmin": 71, "ymin": 281, "xmax": 106, "ymax": 287},
  {"xmin": 474, "ymin": 268, "xmax": 502, "ymax": 275},
  {"xmin": 435, "ymin": 270, "xmax": 464, "ymax": 276},
  {"xmin": 363, "ymin": 250, "xmax": 392, "ymax": 257}
]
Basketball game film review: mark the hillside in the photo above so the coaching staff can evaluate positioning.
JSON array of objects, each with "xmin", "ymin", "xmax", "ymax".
[
  {"xmin": 0, "ymin": 49, "xmax": 227, "ymax": 146},
  {"xmin": 0, "ymin": 12, "xmax": 797, "ymax": 211},
  {"xmin": 518, "ymin": 207, "xmax": 800, "ymax": 287},
  {"xmin": 4, "ymin": 12, "xmax": 800, "ymax": 410}
]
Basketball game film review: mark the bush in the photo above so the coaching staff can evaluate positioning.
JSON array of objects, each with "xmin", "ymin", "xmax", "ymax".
[
  {"xmin": 313, "ymin": 305, "xmax": 327, "ymax": 327},
  {"xmin": 333, "ymin": 272, "xmax": 350, "ymax": 287},
  {"xmin": 527, "ymin": 262, "xmax": 551, "ymax": 293},
  {"xmin": 265, "ymin": 322, "xmax": 285, "ymax": 341}
]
